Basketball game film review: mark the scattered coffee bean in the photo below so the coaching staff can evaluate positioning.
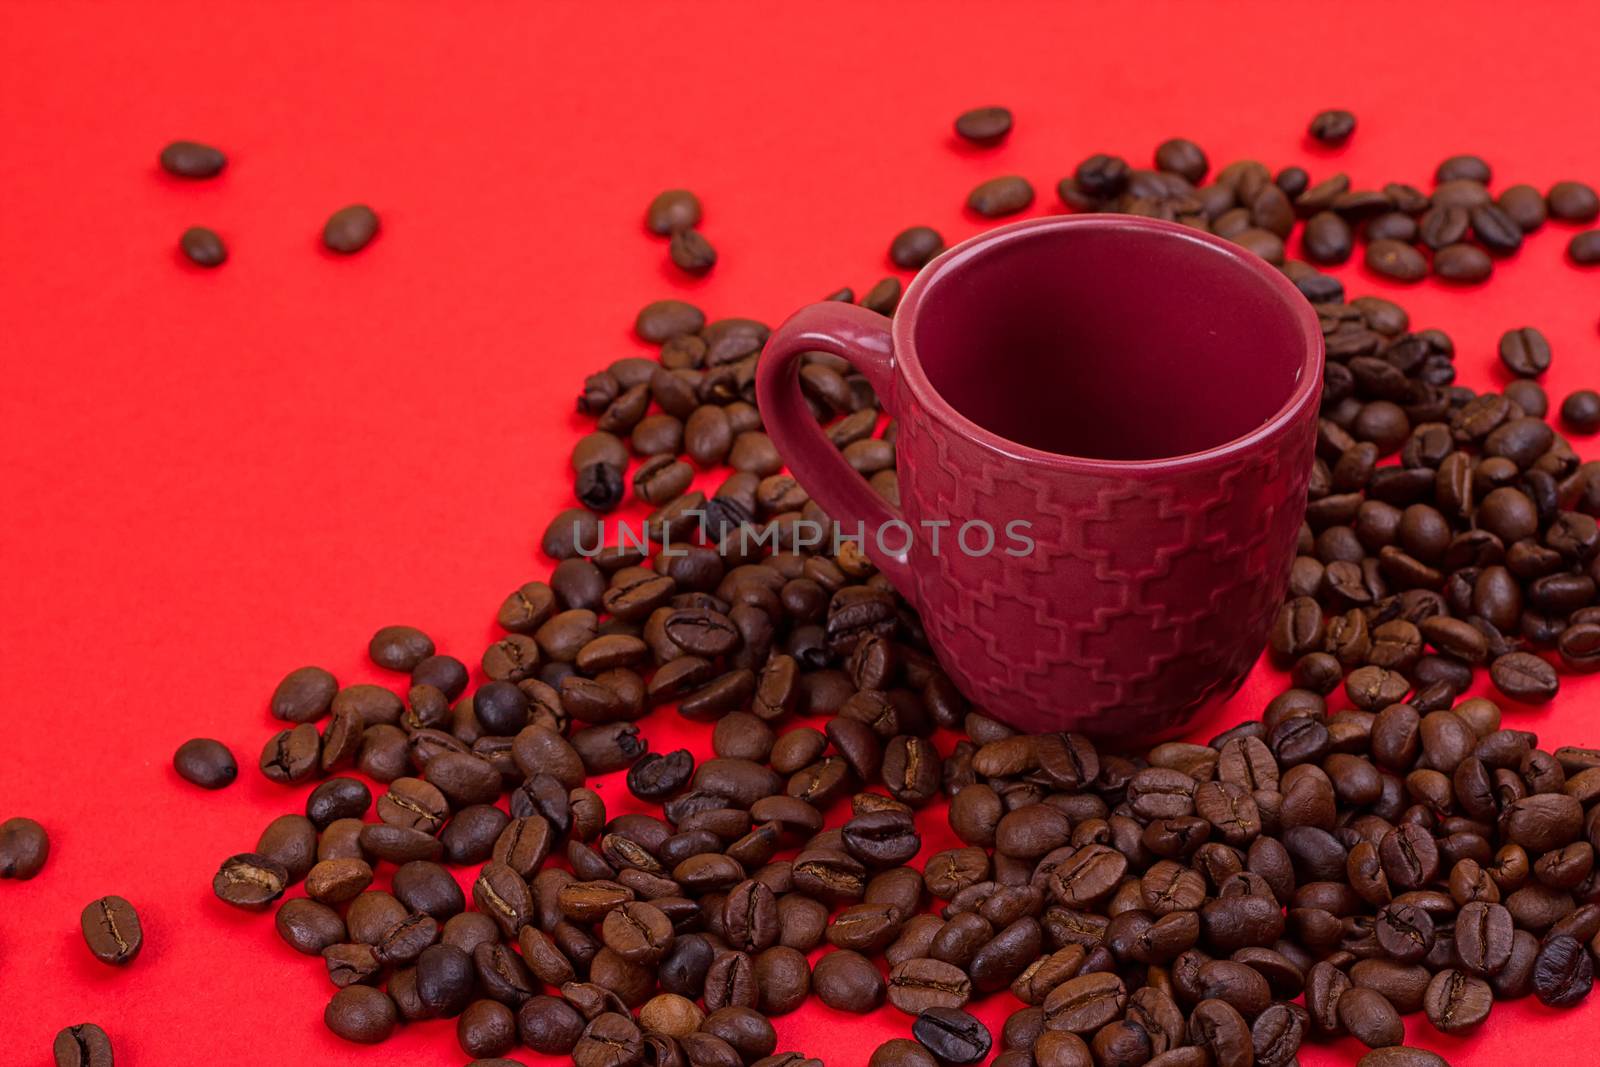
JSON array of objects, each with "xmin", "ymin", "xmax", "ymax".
[
  {"xmin": 80, "ymin": 895, "xmax": 142, "ymax": 966},
  {"xmin": 1561, "ymin": 389, "xmax": 1600, "ymax": 433},
  {"xmin": 1309, "ymin": 109, "xmax": 1357, "ymax": 145},
  {"xmin": 1571, "ymin": 230, "xmax": 1600, "ymax": 264},
  {"xmin": 323, "ymin": 204, "xmax": 380, "ymax": 254},
  {"xmin": 953, "ymin": 107, "xmax": 1012, "ymax": 146},
  {"xmin": 173, "ymin": 737, "xmax": 238, "ymax": 789},
  {"xmin": 889, "ymin": 227, "xmax": 943, "ymax": 269},
  {"xmin": 646, "ymin": 189, "xmax": 702, "ymax": 235},
  {"xmin": 52, "ymin": 1023, "xmax": 113, "ymax": 1067},
  {"xmin": 1498, "ymin": 327, "xmax": 1552, "ymax": 378},
  {"xmin": 179, "ymin": 226, "xmax": 227, "ymax": 267},
  {"xmin": 670, "ymin": 229, "xmax": 717, "ymax": 274},
  {"xmin": 1548, "ymin": 181, "xmax": 1599, "ymax": 222},
  {"xmin": 159, "ymin": 140, "xmax": 226, "ymax": 178},
  {"xmin": 967, "ymin": 176, "xmax": 1034, "ymax": 218}
]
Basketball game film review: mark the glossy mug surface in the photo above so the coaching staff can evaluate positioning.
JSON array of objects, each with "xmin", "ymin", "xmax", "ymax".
[{"xmin": 755, "ymin": 215, "xmax": 1324, "ymax": 738}]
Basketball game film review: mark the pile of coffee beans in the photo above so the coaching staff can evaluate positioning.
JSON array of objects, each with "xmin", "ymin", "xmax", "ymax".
[{"xmin": 33, "ymin": 109, "xmax": 1600, "ymax": 1067}]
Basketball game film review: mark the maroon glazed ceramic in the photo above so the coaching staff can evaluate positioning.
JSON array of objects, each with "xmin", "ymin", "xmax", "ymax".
[{"xmin": 756, "ymin": 215, "xmax": 1323, "ymax": 738}]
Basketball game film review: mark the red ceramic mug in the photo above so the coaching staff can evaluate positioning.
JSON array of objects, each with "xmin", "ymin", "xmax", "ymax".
[{"xmin": 756, "ymin": 215, "xmax": 1324, "ymax": 738}]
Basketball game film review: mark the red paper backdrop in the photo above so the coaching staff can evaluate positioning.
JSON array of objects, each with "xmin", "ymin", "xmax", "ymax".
[{"xmin": 4, "ymin": 2, "xmax": 1600, "ymax": 1064}]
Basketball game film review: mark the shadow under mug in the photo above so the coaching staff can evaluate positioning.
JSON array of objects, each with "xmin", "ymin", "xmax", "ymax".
[{"xmin": 755, "ymin": 215, "xmax": 1325, "ymax": 739}]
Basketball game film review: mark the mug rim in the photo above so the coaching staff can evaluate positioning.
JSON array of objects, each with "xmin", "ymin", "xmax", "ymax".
[{"xmin": 892, "ymin": 213, "xmax": 1326, "ymax": 473}]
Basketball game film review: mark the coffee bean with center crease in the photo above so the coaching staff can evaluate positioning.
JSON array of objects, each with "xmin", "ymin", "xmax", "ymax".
[
  {"xmin": 603, "ymin": 900, "xmax": 675, "ymax": 963},
  {"xmin": 1499, "ymin": 327, "xmax": 1552, "ymax": 378},
  {"xmin": 1424, "ymin": 968, "xmax": 1493, "ymax": 1033},
  {"xmin": 1337, "ymin": 986, "xmax": 1404, "ymax": 1049},
  {"xmin": 1188, "ymin": 998, "xmax": 1254, "ymax": 1067},
  {"xmin": 1454, "ymin": 901, "xmax": 1513, "ymax": 976},
  {"xmin": 213, "ymin": 853, "xmax": 289, "ymax": 908},
  {"xmin": 80, "ymin": 896, "xmax": 142, "ymax": 966},
  {"xmin": 1, "ymin": 816, "xmax": 51, "ymax": 880},
  {"xmin": 260, "ymin": 722, "xmax": 321, "ymax": 784},
  {"xmin": 1532, "ymin": 934, "xmax": 1593, "ymax": 1007},
  {"xmin": 574, "ymin": 1013, "xmax": 644, "ymax": 1067},
  {"xmin": 1490, "ymin": 652, "xmax": 1559, "ymax": 702},
  {"xmin": 888, "ymin": 958, "xmax": 973, "ymax": 1014},
  {"xmin": 912, "ymin": 1007, "xmax": 991, "ymax": 1064},
  {"xmin": 53, "ymin": 1024, "xmax": 114, "ymax": 1067}
]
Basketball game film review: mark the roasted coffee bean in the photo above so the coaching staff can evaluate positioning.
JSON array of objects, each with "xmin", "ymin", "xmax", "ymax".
[
  {"xmin": 1490, "ymin": 652, "xmax": 1559, "ymax": 702},
  {"xmin": 172, "ymin": 737, "xmax": 238, "ymax": 789},
  {"xmin": 368, "ymin": 625, "xmax": 435, "ymax": 672},
  {"xmin": 1424, "ymin": 968, "xmax": 1493, "ymax": 1033},
  {"xmin": 160, "ymin": 139, "xmax": 226, "ymax": 178},
  {"xmin": 325, "ymin": 985, "xmax": 397, "ymax": 1043},
  {"xmin": 955, "ymin": 107, "xmax": 1013, "ymax": 146},
  {"xmin": 459, "ymin": 998, "xmax": 518, "ymax": 1058},
  {"xmin": 1188, "ymin": 998, "xmax": 1253, "ymax": 1066},
  {"xmin": 260, "ymin": 722, "xmax": 321, "ymax": 784},
  {"xmin": 1337, "ymin": 986, "xmax": 1404, "ymax": 1049},
  {"xmin": 1309, "ymin": 109, "xmax": 1356, "ymax": 145},
  {"xmin": 179, "ymin": 226, "xmax": 227, "ymax": 267},
  {"xmin": 889, "ymin": 226, "xmax": 943, "ymax": 269},
  {"xmin": 627, "ymin": 749, "xmax": 694, "ymax": 802},
  {"xmin": 812, "ymin": 949, "xmax": 885, "ymax": 1011},
  {"xmin": 1560, "ymin": 390, "xmax": 1600, "ymax": 433},
  {"xmin": 1366, "ymin": 240, "xmax": 1427, "ymax": 282},
  {"xmin": 1499, "ymin": 327, "xmax": 1552, "ymax": 378},
  {"xmin": 519, "ymin": 994, "xmax": 586, "ymax": 1054},
  {"xmin": 0, "ymin": 816, "xmax": 50, "ymax": 879},
  {"xmin": 669, "ymin": 229, "xmax": 717, "ymax": 274},
  {"xmin": 323, "ymin": 204, "xmax": 380, "ymax": 254},
  {"xmin": 80, "ymin": 896, "xmax": 142, "ymax": 966},
  {"xmin": 53, "ymin": 1022, "xmax": 114, "ymax": 1067},
  {"xmin": 911, "ymin": 1007, "xmax": 991, "ymax": 1064},
  {"xmin": 272, "ymin": 897, "xmax": 346, "ymax": 956},
  {"xmin": 968, "ymin": 176, "xmax": 1034, "ymax": 218},
  {"xmin": 646, "ymin": 189, "xmax": 701, "ymax": 235},
  {"xmin": 213, "ymin": 852, "xmax": 289, "ymax": 908},
  {"xmin": 306, "ymin": 777, "xmax": 372, "ymax": 829},
  {"xmin": 1435, "ymin": 242, "xmax": 1493, "ymax": 282},
  {"xmin": 888, "ymin": 957, "xmax": 973, "ymax": 1014},
  {"xmin": 1541, "ymin": 178, "xmax": 1599, "ymax": 225},
  {"xmin": 1532, "ymin": 934, "xmax": 1593, "ymax": 1007}
]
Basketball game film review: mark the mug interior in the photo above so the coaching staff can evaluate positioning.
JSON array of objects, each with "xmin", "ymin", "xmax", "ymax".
[{"xmin": 911, "ymin": 220, "xmax": 1312, "ymax": 462}]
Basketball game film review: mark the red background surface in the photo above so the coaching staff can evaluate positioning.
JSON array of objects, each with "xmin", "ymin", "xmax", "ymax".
[{"xmin": 5, "ymin": 2, "xmax": 1600, "ymax": 1063}]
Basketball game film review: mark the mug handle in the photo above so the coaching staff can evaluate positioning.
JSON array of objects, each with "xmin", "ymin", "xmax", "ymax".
[{"xmin": 755, "ymin": 302, "xmax": 914, "ymax": 593}]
